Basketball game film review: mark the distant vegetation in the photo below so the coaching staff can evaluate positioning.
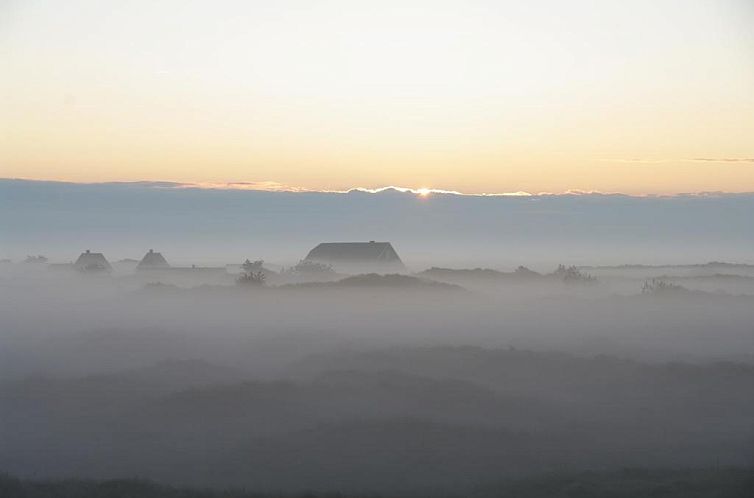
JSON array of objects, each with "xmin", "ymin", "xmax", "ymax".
[
  {"xmin": 581, "ymin": 261, "xmax": 754, "ymax": 270},
  {"xmin": 552, "ymin": 264, "xmax": 597, "ymax": 284},
  {"xmin": 641, "ymin": 278, "xmax": 689, "ymax": 296},
  {"xmin": 282, "ymin": 273, "xmax": 461, "ymax": 290},
  {"xmin": 143, "ymin": 281, "xmax": 179, "ymax": 291},
  {"xmin": 419, "ymin": 266, "xmax": 535, "ymax": 281},
  {"xmin": 418, "ymin": 266, "xmax": 543, "ymax": 284},
  {"xmin": 237, "ymin": 259, "xmax": 266, "ymax": 286},
  {"xmin": 336, "ymin": 273, "xmax": 459, "ymax": 289},
  {"xmin": 23, "ymin": 255, "xmax": 48, "ymax": 264},
  {"xmin": 1, "ymin": 468, "xmax": 752, "ymax": 498},
  {"xmin": 514, "ymin": 265, "xmax": 540, "ymax": 277},
  {"xmin": 286, "ymin": 260, "xmax": 336, "ymax": 276},
  {"xmin": 417, "ymin": 265, "xmax": 597, "ymax": 285}
]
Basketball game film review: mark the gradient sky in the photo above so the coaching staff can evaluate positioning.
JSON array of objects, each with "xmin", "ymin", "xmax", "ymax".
[{"xmin": 2, "ymin": 0, "xmax": 753, "ymax": 194}]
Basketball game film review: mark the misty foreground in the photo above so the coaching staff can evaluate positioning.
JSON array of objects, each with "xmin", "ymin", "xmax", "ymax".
[
  {"xmin": 2, "ymin": 262, "xmax": 754, "ymax": 495},
  {"xmin": 2, "ymin": 468, "xmax": 753, "ymax": 498},
  {"xmin": 3, "ymin": 347, "xmax": 754, "ymax": 494}
]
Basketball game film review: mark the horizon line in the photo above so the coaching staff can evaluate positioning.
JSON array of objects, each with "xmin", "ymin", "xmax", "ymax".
[{"xmin": 2, "ymin": 177, "xmax": 754, "ymax": 199}]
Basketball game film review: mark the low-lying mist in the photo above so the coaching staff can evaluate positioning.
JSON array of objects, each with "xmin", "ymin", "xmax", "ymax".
[{"xmin": 2, "ymin": 256, "xmax": 754, "ymax": 495}]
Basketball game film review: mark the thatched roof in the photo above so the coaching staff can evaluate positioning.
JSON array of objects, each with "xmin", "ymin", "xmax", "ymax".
[
  {"xmin": 137, "ymin": 249, "xmax": 170, "ymax": 269},
  {"xmin": 305, "ymin": 242, "xmax": 404, "ymax": 267},
  {"xmin": 73, "ymin": 250, "xmax": 112, "ymax": 272}
]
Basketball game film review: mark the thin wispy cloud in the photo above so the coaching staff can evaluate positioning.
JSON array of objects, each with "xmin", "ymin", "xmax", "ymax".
[
  {"xmin": 690, "ymin": 158, "xmax": 754, "ymax": 163},
  {"xmin": 175, "ymin": 181, "xmax": 321, "ymax": 193},
  {"xmin": 605, "ymin": 158, "xmax": 754, "ymax": 164},
  {"xmin": 606, "ymin": 159, "xmax": 678, "ymax": 164}
]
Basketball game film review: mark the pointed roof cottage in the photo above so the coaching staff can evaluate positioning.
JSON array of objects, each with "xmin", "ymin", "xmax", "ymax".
[
  {"xmin": 73, "ymin": 250, "xmax": 112, "ymax": 273},
  {"xmin": 137, "ymin": 249, "xmax": 170, "ymax": 270}
]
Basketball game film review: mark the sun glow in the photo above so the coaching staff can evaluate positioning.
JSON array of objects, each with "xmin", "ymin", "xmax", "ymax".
[
  {"xmin": 416, "ymin": 188, "xmax": 432, "ymax": 197},
  {"xmin": 1, "ymin": 1, "xmax": 752, "ymax": 194}
]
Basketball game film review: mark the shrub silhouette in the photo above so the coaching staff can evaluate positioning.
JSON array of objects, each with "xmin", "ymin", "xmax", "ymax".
[
  {"xmin": 237, "ymin": 259, "xmax": 266, "ymax": 286},
  {"xmin": 641, "ymin": 278, "xmax": 687, "ymax": 295},
  {"xmin": 287, "ymin": 259, "xmax": 335, "ymax": 275},
  {"xmin": 514, "ymin": 265, "xmax": 541, "ymax": 277},
  {"xmin": 552, "ymin": 265, "xmax": 597, "ymax": 284}
]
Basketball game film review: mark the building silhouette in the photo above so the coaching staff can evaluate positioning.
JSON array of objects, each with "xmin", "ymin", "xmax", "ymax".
[
  {"xmin": 73, "ymin": 250, "xmax": 112, "ymax": 273},
  {"xmin": 305, "ymin": 241, "xmax": 405, "ymax": 273},
  {"xmin": 137, "ymin": 249, "xmax": 170, "ymax": 270}
]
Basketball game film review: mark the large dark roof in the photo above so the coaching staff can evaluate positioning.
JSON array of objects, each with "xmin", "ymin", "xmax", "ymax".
[
  {"xmin": 305, "ymin": 242, "xmax": 403, "ymax": 264},
  {"xmin": 137, "ymin": 249, "xmax": 170, "ymax": 269},
  {"xmin": 73, "ymin": 250, "xmax": 112, "ymax": 272}
]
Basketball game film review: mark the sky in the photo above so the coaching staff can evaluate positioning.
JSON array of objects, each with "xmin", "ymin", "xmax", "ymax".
[{"xmin": 1, "ymin": 0, "xmax": 753, "ymax": 195}]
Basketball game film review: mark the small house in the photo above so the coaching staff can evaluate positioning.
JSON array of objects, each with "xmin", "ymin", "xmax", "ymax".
[
  {"xmin": 73, "ymin": 250, "xmax": 112, "ymax": 273},
  {"xmin": 137, "ymin": 249, "xmax": 170, "ymax": 270}
]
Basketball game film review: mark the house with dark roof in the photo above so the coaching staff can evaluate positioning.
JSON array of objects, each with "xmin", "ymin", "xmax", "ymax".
[
  {"xmin": 137, "ymin": 249, "xmax": 170, "ymax": 270},
  {"xmin": 304, "ymin": 241, "xmax": 405, "ymax": 273},
  {"xmin": 73, "ymin": 250, "xmax": 112, "ymax": 273}
]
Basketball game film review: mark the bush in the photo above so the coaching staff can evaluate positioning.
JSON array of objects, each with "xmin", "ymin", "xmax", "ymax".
[
  {"xmin": 287, "ymin": 260, "xmax": 335, "ymax": 275},
  {"xmin": 237, "ymin": 259, "xmax": 266, "ymax": 286},
  {"xmin": 514, "ymin": 266, "xmax": 541, "ymax": 277},
  {"xmin": 641, "ymin": 278, "xmax": 687, "ymax": 295},
  {"xmin": 552, "ymin": 265, "xmax": 597, "ymax": 284}
]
